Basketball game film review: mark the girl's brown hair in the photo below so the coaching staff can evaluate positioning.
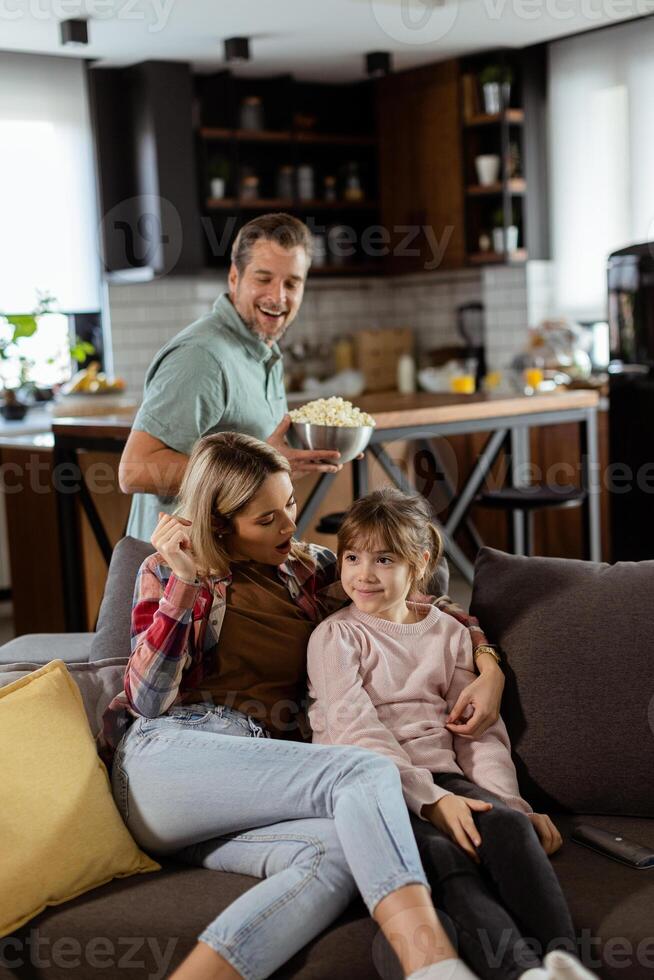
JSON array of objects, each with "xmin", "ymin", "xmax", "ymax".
[
  {"xmin": 175, "ymin": 431, "xmax": 309, "ymax": 578},
  {"xmin": 337, "ymin": 488, "xmax": 443, "ymax": 593}
]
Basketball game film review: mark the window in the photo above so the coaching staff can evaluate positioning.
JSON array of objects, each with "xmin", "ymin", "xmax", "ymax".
[
  {"xmin": 548, "ymin": 19, "xmax": 654, "ymax": 320},
  {"xmin": 0, "ymin": 52, "xmax": 100, "ymax": 316}
]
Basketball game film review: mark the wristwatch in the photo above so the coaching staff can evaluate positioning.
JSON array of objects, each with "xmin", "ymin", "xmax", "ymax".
[{"xmin": 473, "ymin": 644, "xmax": 502, "ymax": 667}]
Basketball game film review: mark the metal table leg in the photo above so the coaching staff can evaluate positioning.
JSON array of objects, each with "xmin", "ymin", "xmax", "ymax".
[
  {"xmin": 296, "ymin": 473, "xmax": 337, "ymax": 536},
  {"xmin": 510, "ymin": 426, "xmax": 531, "ymax": 556},
  {"xmin": 53, "ymin": 445, "xmax": 87, "ymax": 632},
  {"xmin": 581, "ymin": 406, "xmax": 602, "ymax": 561},
  {"xmin": 444, "ymin": 428, "xmax": 508, "ymax": 540},
  {"xmin": 368, "ymin": 443, "xmax": 475, "ymax": 584}
]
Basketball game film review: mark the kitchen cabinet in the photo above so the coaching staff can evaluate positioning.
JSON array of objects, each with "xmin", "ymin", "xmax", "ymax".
[{"xmin": 376, "ymin": 60, "xmax": 466, "ymax": 274}]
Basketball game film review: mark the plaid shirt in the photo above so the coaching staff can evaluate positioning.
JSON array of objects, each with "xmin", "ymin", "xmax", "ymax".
[{"xmin": 97, "ymin": 544, "xmax": 490, "ymax": 768}]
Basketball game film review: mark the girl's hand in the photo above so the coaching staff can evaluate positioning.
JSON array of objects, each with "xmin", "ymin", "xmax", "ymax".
[
  {"xmin": 423, "ymin": 794, "xmax": 493, "ymax": 863},
  {"xmin": 446, "ymin": 667, "xmax": 504, "ymax": 738},
  {"xmin": 528, "ymin": 813, "xmax": 563, "ymax": 855},
  {"xmin": 151, "ymin": 513, "xmax": 198, "ymax": 582}
]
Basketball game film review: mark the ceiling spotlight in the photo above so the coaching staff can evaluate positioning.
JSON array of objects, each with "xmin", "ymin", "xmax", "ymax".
[
  {"xmin": 224, "ymin": 37, "xmax": 250, "ymax": 63},
  {"xmin": 60, "ymin": 19, "xmax": 89, "ymax": 46},
  {"xmin": 366, "ymin": 51, "xmax": 392, "ymax": 77}
]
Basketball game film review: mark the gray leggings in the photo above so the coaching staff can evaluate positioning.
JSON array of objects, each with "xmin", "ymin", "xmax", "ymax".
[{"xmin": 411, "ymin": 774, "xmax": 576, "ymax": 980}]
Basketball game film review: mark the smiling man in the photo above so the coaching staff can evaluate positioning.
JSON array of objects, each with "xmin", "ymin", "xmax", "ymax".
[{"xmin": 120, "ymin": 213, "xmax": 341, "ymax": 542}]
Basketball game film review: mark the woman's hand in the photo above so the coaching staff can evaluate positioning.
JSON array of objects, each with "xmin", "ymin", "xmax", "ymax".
[
  {"xmin": 445, "ymin": 664, "xmax": 504, "ymax": 738},
  {"xmin": 423, "ymin": 795, "xmax": 493, "ymax": 863},
  {"xmin": 151, "ymin": 513, "xmax": 198, "ymax": 582},
  {"xmin": 528, "ymin": 813, "xmax": 563, "ymax": 855}
]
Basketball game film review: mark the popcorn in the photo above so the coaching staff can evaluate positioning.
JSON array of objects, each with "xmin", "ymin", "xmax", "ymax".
[{"xmin": 289, "ymin": 396, "xmax": 375, "ymax": 428}]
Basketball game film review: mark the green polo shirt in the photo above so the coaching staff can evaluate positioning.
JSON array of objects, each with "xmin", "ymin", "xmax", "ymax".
[{"xmin": 126, "ymin": 293, "xmax": 287, "ymax": 541}]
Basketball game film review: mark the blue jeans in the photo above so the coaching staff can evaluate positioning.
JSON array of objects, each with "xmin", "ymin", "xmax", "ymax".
[{"xmin": 111, "ymin": 703, "xmax": 430, "ymax": 980}]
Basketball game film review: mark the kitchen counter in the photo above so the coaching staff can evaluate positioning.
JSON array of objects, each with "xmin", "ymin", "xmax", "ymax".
[{"xmin": 48, "ymin": 389, "xmax": 600, "ymax": 442}]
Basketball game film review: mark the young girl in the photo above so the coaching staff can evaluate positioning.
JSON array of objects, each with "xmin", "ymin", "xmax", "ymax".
[
  {"xmin": 100, "ymin": 432, "xmax": 506, "ymax": 980},
  {"xmin": 307, "ymin": 488, "xmax": 595, "ymax": 980}
]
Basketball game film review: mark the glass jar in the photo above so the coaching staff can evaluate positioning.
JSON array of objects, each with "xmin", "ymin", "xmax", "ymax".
[{"xmin": 239, "ymin": 96, "xmax": 263, "ymax": 132}]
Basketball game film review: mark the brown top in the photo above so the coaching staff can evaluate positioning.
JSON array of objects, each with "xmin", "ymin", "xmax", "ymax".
[{"xmin": 202, "ymin": 561, "xmax": 315, "ymax": 740}]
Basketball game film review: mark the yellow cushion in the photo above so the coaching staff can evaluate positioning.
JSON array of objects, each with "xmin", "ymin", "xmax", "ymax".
[{"xmin": 0, "ymin": 659, "xmax": 160, "ymax": 938}]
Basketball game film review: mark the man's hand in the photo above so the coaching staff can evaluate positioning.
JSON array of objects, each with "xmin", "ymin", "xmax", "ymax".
[
  {"xmin": 268, "ymin": 415, "xmax": 343, "ymax": 477},
  {"xmin": 528, "ymin": 813, "xmax": 563, "ymax": 855},
  {"xmin": 445, "ymin": 666, "xmax": 504, "ymax": 738},
  {"xmin": 151, "ymin": 513, "xmax": 198, "ymax": 583},
  {"xmin": 423, "ymin": 795, "xmax": 493, "ymax": 863}
]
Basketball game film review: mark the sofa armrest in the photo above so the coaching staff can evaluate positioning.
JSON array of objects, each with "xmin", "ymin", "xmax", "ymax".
[{"xmin": 0, "ymin": 633, "xmax": 94, "ymax": 665}]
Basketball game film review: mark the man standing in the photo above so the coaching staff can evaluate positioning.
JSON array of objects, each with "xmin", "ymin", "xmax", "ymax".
[{"xmin": 119, "ymin": 213, "xmax": 341, "ymax": 540}]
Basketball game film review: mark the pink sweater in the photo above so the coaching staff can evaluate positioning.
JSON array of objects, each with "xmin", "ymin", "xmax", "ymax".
[{"xmin": 307, "ymin": 601, "xmax": 532, "ymax": 819}]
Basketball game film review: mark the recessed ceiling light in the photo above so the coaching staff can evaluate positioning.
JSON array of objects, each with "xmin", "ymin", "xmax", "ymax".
[
  {"xmin": 60, "ymin": 19, "xmax": 89, "ymax": 46},
  {"xmin": 224, "ymin": 37, "xmax": 250, "ymax": 63},
  {"xmin": 366, "ymin": 52, "xmax": 392, "ymax": 77}
]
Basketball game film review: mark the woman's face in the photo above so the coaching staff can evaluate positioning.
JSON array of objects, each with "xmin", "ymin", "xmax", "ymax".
[{"xmin": 224, "ymin": 470, "xmax": 297, "ymax": 565}]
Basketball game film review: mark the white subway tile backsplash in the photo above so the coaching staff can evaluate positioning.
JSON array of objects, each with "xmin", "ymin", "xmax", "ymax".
[{"xmin": 106, "ymin": 264, "xmax": 545, "ymax": 393}]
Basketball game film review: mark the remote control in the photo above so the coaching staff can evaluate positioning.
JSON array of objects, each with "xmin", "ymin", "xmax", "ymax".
[{"xmin": 572, "ymin": 824, "xmax": 654, "ymax": 869}]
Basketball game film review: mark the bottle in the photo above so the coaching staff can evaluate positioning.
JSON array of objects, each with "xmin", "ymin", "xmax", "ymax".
[
  {"xmin": 297, "ymin": 165, "xmax": 315, "ymax": 201},
  {"xmin": 333, "ymin": 336, "xmax": 355, "ymax": 372},
  {"xmin": 239, "ymin": 96, "xmax": 263, "ymax": 132},
  {"xmin": 397, "ymin": 353, "xmax": 416, "ymax": 394}
]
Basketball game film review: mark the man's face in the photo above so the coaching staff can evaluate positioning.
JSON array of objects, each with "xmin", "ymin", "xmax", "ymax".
[{"xmin": 228, "ymin": 238, "xmax": 309, "ymax": 345}]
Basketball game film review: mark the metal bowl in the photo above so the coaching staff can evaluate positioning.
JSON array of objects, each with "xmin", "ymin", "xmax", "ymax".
[{"xmin": 289, "ymin": 422, "xmax": 375, "ymax": 464}]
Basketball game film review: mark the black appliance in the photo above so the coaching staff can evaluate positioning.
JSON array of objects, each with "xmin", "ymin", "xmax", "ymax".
[{"xmin": 607, "ymin": 242, "xmax": 654, "ymax": 561}]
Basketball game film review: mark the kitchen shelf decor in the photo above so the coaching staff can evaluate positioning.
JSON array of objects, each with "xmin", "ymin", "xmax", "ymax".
[
  {"xmin": 460, "ymin": 46, "xmax": 549, "ymax": 266},
  {"xmin": 195, "ymin": 71, "xmax": 383, "ymax": 275}
]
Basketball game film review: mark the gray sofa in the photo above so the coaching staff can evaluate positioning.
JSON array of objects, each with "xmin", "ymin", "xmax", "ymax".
[{"xmin": 1, "ymin": 540, "xmax": 653, "ymax": 980}]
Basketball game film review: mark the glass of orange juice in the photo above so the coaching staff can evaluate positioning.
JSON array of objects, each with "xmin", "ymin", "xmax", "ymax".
[
  {"xmin": 524, "ymin": 367, "xmax": 544, "ymax": 391},
  {"xmin": 451, "ymin": 374, "xmax": 476, "ymax": 394}
]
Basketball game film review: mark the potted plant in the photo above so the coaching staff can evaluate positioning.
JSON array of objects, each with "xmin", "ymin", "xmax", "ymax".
[
  {"xmin": 479, "ymin": 64, "xmax": 514, "ymax": 115},
  {"xmin": 491, "ymin": 206, "xmax": 519, "ymax": 254},
  {"xmin": 0, "ymin": 292, "xmax": 95, "ymax": 419},
  {"xmin": 208, "ymin": 157, "xmax": 230, "ymax": 200}
]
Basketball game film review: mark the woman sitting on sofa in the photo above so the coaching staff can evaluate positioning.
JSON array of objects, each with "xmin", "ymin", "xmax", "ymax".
[{"xmin": 99, "ymin": 431, "xmax": 505, "ymax": 980}]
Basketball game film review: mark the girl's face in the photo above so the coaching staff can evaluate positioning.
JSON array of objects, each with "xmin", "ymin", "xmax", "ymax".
[
  {"xmin": 339, "ymin": 537, "xmax": 430, "ymax": 623},
  {"xmin": 223, "ymin": 471, "xmax": 297, "ymax": 566}
]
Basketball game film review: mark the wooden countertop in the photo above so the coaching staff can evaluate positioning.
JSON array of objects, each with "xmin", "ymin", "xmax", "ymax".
[
  {"xmin": 47, "ymin": 390, "xmax": 599, "ymax": 442},
  {"xmin": 354, "ymin": 389, "xmax": 599, "ymax": 428}
]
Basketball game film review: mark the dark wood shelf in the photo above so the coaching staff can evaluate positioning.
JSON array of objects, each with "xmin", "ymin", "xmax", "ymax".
[
  {"xmin": 201, "ymin": 127, "xmax": 292, "ymax": 142},
  {"xmin": 200, "ymin": 127, "xmax": 377, "ymax": 147},
  {"xmin": 205, "ymin": 197, "xmax": 380, "ymax": 211},
  {"xmin": 464, "ymin": 109, "xmax": 525, "ymax": 127},
  {"xmin": 468, "ymin": 248, "xmax": 527, "ymax": 265},
  {"xmin": 310, "ymin": 263, "xmax": 382, "ymax": 276},
  {"xmin": 294, "ymin": 131, "xmax": 377, "ymax": 147},
  {"xmin": 466, "ymin": 178, "xmax": 526, "ymax": 196}
]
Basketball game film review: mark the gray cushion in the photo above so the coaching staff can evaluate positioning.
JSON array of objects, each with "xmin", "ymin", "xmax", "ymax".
[
  {"xmin": 0, "ymin": 633, "xmax": 93, "ymax": 665},
  {"xmin": 470, "ymin": 547, "xmax": 654, "ymax": 817},
  {"xmin": 0, "ymin": 658, "xmax": 128, "ymax": 738},
  {"xmin": 89, "ymin": 537, "xmax": 154, "ymax": 663}
]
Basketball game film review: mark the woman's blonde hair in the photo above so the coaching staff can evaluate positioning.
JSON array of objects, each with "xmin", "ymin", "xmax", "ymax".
[
  {"xmin": 175, "ymin": 431, "xmax": 308, "ymax": 578},
  {"xmin": 337, "ymin": 487, "xmax": 443, "ymax": 593}
]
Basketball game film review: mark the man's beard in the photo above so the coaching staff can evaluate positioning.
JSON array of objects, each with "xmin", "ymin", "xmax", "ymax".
[{"xmin": 244, "ymin": 314, "xmax": 291, "ymax": 345}]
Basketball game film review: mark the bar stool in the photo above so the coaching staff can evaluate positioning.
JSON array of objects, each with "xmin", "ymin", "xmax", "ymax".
[
  {"xmin": 315, "ymin": 512, "xmax": 346, "ymax": 535},
  {"xmin": 475, "ymin": 485, "xmax": 586, "ymax": 556}
]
